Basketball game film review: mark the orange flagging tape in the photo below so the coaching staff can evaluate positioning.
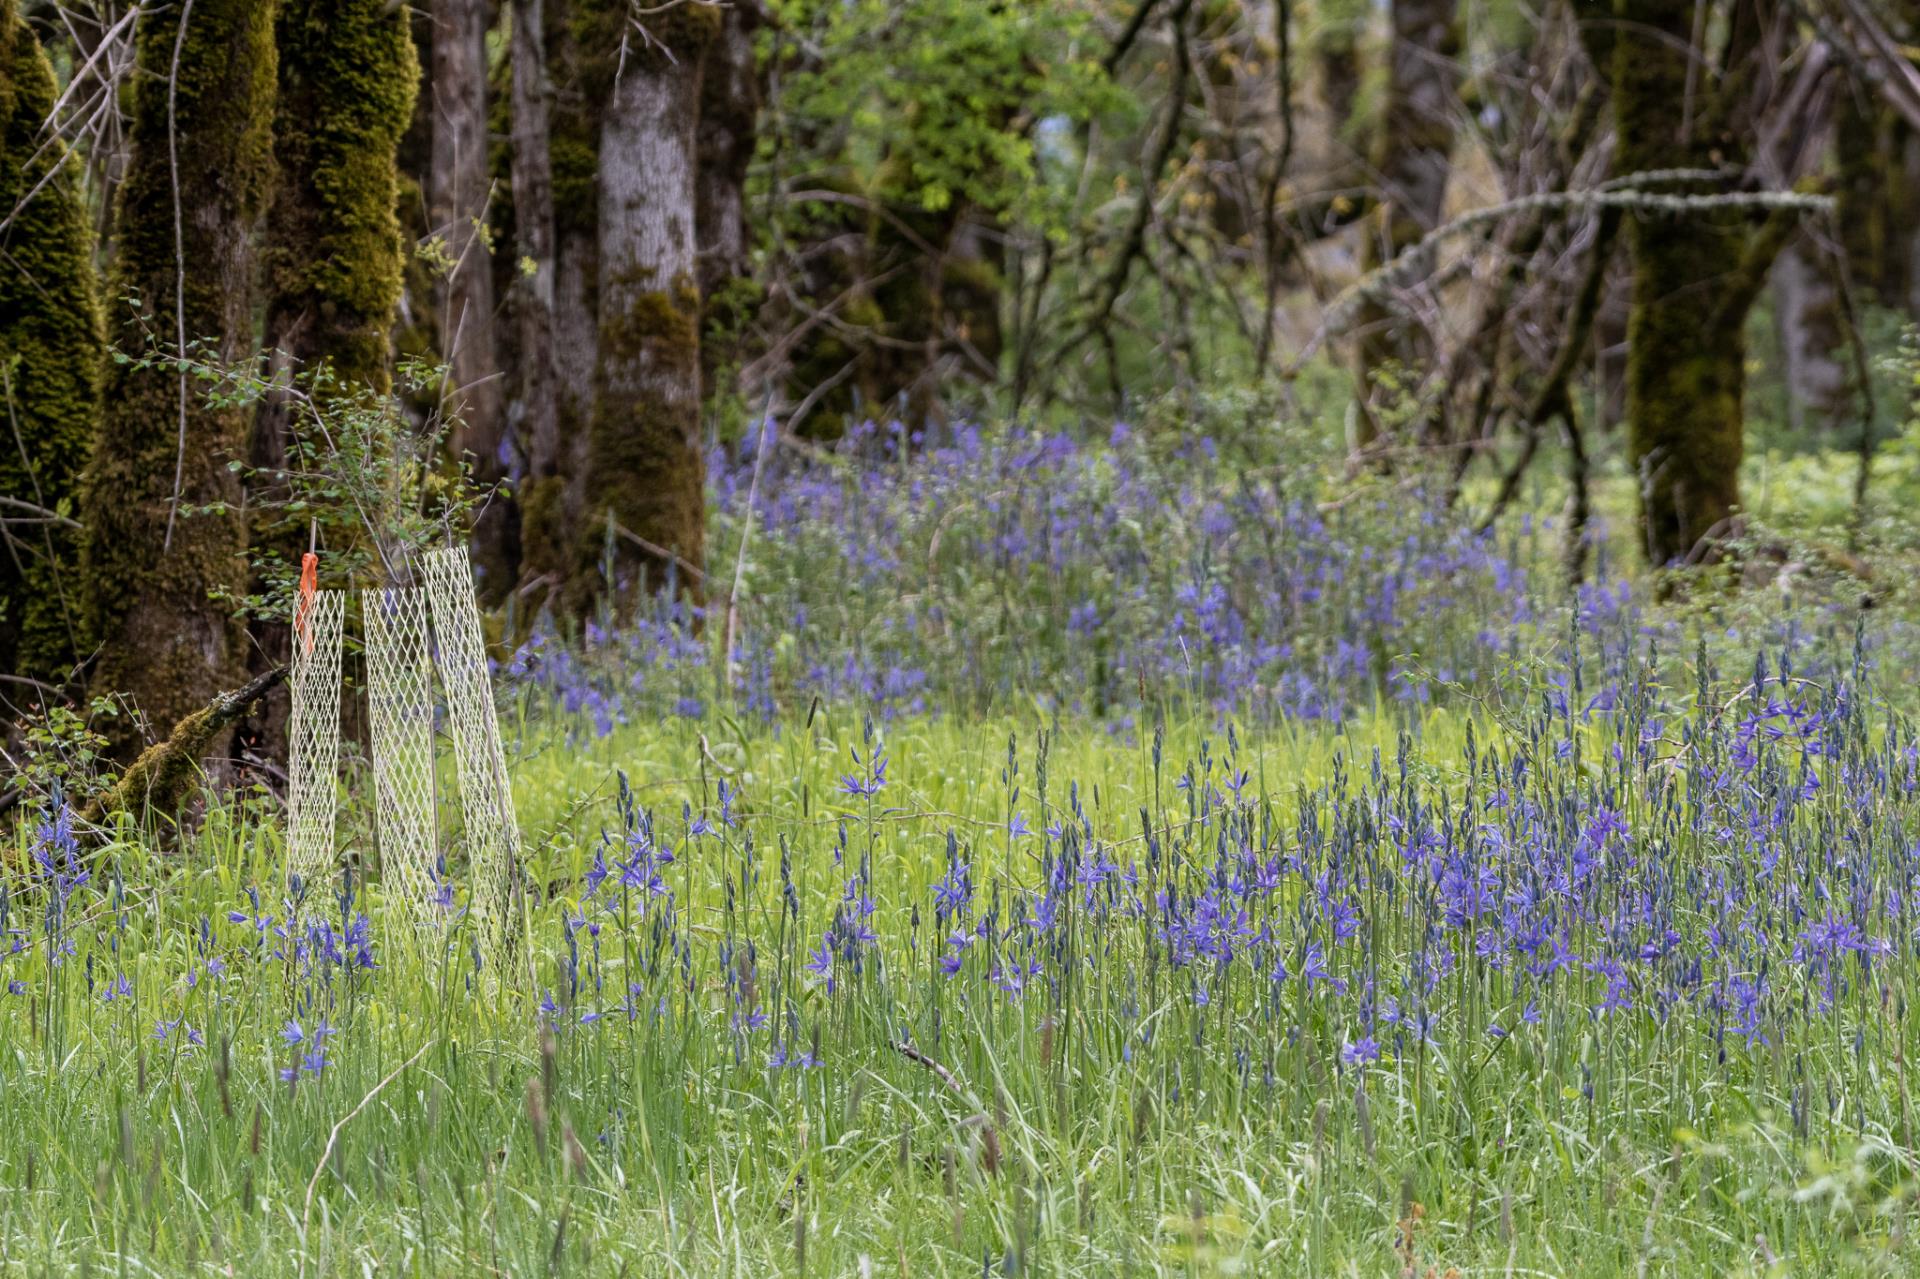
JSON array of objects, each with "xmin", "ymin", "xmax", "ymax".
[{"xmin": 294, "ymin": 552, "xmax": 319, "ymax": 654}]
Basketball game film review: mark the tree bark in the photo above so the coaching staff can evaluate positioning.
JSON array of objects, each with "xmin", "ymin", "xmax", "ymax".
[
  {"xmin": 575, "ymin": 4, "xmax": 717, "ymax": 610},
  {"xmin": 1772, "ymin": 230, "xmax": 1851, "ymax": 433},
  {"xmin": 1832, "ymin": 4, "xmax": 1919, "ymax": 309},
  {"xmin": 241, "ymin": 0, "xmax": 417, "ymax": 763},
  {"xmin": 695, "ymin": 0, "xmax": 766, "ymax": 405},
  {"xmin": 430, "ymin": 0, "xmax": 507, "ymax": 585},
  {"xmin": 80, "ymin": 0, "xmax": 277, "ymax": 759},
  {"xmin": 262, "ymin": 0, "xmax": 418, "ymax": 410},
  {"xmin": 1609, "ymin": 0, "xmax": 1793, "ymax": 568},
  {"xmin": 516, "ymin": 0, "xmax": 599, "ymax": 611},
  {"xmin": 0, "ymin": 0, "xmax": 103, "ymax": 686},
  {"xmin": 1351, "ymin": 0, "xmax": 1460, "ymax": 455},
  {"xmin": 510, "ymin": 0, "xmax": 559, "ymax": 486}
]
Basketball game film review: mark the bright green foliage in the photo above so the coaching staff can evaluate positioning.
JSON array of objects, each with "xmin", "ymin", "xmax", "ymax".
[
  {"xmin": 184, "ymin": 352, "xmax": 480, "ymax": 607},
  {"xmin": 767, "ymin": 0, "xmax": 1130, "ymax": 426},
  {"xmin": 0, "ymin": 0, "xmax": 104, "ymax": 683},
  {"xmin": 79, "ymin": 0, "xmax": 277, "ymax": 752},
  {"xmin": 769, "ymin": 0, "xmax": 1124, "ymax": 226}
]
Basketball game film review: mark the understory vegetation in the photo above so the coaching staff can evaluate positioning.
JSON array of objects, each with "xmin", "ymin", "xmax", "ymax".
[{"xmin": 7, "ymin": 414, "xmax": 1920, "ymax": 1276}]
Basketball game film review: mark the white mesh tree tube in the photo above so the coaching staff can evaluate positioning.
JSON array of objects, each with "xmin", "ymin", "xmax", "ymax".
[
  {"xmin": 286, "ymin": 588, "xmax": 345, "ymax": 893},
  {"xmin": 363, "ymin": 586, "xmax": 440, "ymax": 932},
  {"xmin": 422, "ymin": 546, "xmax": 519, "ymax": 958}
]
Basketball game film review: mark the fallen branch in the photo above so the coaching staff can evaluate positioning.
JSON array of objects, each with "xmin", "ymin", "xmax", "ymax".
[
  {"xmin": 605, "ymin": 513, "xmax": 707, "ymax": 586},
  {"xmin": 893, "ymin": 1040, "xmax": 1001, "ymax": 1174},
  {"xmin": 1289, "ymin": 180, "xmax": 1835, "ymax": 373},
  {"xmin": 894, "ymin": 1040, "xmax": 967, "ymax": 1098},
  {"xmin": 301, "ymin": 1041, "xmax": 434, "ymax": 1257},
  {"xmin": 81, "ymin": 665, "xmax": 286, "ymax": 826}
]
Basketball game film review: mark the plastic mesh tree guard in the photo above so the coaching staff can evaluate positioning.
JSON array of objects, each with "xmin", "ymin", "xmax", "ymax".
[
  {"xmin": 421, "ymin": 546, "xmax": 519, "ymax": 957},
  {"xmin": 363, "ymin": 585, "xmax": 440, "ymax": 932},
  {"xmin": 286, "ymin": 587, "xmax": 344, "ymax": 893}
]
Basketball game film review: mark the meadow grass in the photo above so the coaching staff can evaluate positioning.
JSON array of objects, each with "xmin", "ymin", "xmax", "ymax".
[
  {"xmin": 9, "ymin": 424, "xmax": 1920, "ymax": 1276},
  {"xmin": 5, "ymin": 663, "xmax": 1920, "ymax": 1277}
]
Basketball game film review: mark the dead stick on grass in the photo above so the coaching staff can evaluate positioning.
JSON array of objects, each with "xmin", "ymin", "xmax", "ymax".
[{"xmin": 301, "ymin": 1041, "xmax": 433, "ymax": 1256}]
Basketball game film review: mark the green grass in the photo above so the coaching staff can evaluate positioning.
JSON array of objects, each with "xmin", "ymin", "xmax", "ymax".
[{"xmin": 4, "ymin": 684, "xmax": 1919, "ymax": 1277}]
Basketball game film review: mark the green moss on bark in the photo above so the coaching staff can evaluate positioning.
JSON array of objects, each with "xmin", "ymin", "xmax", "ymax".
[
  {"xmin": 571, "ymin": 0, "xmax": 721, "ymax": 88},
  {"xmin": 262, "ymin": 0, "xmax": 418, "ymax": 397},
  {"xmin": 1609, "ymin": 0, "xmax": 1774, "ymax": 568},
  {"xmin": 0, "ymin": 0, "xmax": 104, "ymax": 683},
  {"xmin": 575, "ymin": 276, "xmax": 707, "ymax": 611},
  {"xmin": 241, "ymin": 0, "xmax": 417, "ymax": 755},
  {"xmin": 80, "ymin": 0, "xmax": 277, "ymax": 759},
  {"xmin": 564, "ymin": 7, "xmax": 716, "ymax": 616}
]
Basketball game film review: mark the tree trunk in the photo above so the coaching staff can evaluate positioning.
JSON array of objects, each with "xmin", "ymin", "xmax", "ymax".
[
  {"xmin": 574, "ymin": 6, "xmax": 716, "ymax": 610},
  {"xmin": 695, "ymin": 0, "xmax": 766, "ymax": 406},
  {"xmin": 1610, "ymin": 0, "xmax": 1791, "ymax": 568},
  {"xmin": 517, "ymin": 0, "xmax": 599, "ymax": 612},
  {"xmin": 510, "ymin": 0, "xmax": 558, "ymax": 486},
  {"xmin": 80, "ymin": 0, "xmax": 277, "ymax": 760},
  {"xmin": 262, "ymin": 0, "xmax": 418, "ymax": 408},
  {"xmin": 242, "ymin": 0, "xmax": 417, "ymax": 762},
  {"xmin": 1624, "ymin": 243, "xmax": 1747, "ymax": 566},
  {"xmin": 1771, "ymin": 231, "xmax": 1850, "ymax": 433},
  {"xmin": 1833, "ymin": 14, "xmax": 1919, "ymax": 309},
  {"xmin": 1351, "ymin": 0, "xmax": 1460, "ymax": 454},
  {"xmin": 0, "ymin": 0, "xmax": 104, "ymax": 687},
  {"xmin": 430, "ymin": 0, "xmax": 508, "ymax": 585}
]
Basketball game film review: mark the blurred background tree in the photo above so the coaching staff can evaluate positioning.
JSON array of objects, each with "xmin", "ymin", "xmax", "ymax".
[{"xmin": 0, "ymin": 0, "xmax": 1917, "ymax": 763}]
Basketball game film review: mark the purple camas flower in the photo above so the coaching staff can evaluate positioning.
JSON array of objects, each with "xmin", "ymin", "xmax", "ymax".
[
  {"xmin": 839, "ymin": 745, "xmax": 888, "ymax": 798},
  {"xmin": 1341, "ymin": 1036, "xmax": 1380, "ymax": 1068}
]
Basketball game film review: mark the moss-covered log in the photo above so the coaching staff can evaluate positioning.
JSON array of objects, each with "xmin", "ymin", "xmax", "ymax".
[
  {"xmin": 569, "ymin": 1, "xmax": 718, "ymax": 612},
  {"xmin": 81, "ymin": 666, "xmax": 285, "ymax": 826},
  {"xmin": 79, "ymin": 0, "xmax": 277, "ymax": 759},
  {"xmin": 0, "ymin": 0, "xmax": 104, "ymax": 684}
]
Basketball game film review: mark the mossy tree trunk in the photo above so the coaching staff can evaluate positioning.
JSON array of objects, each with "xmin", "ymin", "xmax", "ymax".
[
  {"xmin": 80, "ymin": 0, "xmax": 276, "ymax": 759},
  {"xmin": 1608, "ymin": 0, "xmax": 1794, "ymax": 568},
  {"xmin": 262, "ymin": 0, "xmax": 417, "ymax": 412},
  {"xmin": 573, "ymin": 4, "xmax": 718, "ymax": 611},
  {"xmin": 516, "ymin": 0, "xmax": 600, "ymax": 612},
  {"xmin": 430, "ymin": 0, "xmax": 509, "ymax": 586},
  {"xmin": 695, "ymin": 0, "xmax": 767, "ymax": 408},
  {"xmin": 1351, "ymin": 0, "xmax": 1460, "ymax": 456},
  {"xmin": 0, "ymin": 0, "xmax": 104, "ymax": 687},
  {"xmin": 1833, "ymin": 4, "xmax": 1919, "ymax": 309},
  {"xmin": 243, "ymin": 0, "xmax": 417, "ymax": 758},
  {"xmin": 509, "ymin": 0, "xmax": 559, "ymax": 515}
]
